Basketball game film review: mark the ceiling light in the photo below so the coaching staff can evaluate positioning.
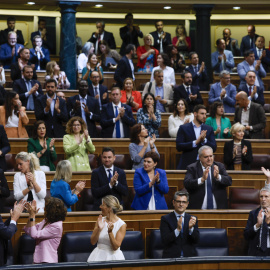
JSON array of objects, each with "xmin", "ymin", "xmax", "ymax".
[
  {"xmin": 27, "ymin": 2, "xmax": 35, "ymax": 4},
  {"xmin": 233, "ymin": 7, "xmax": 241, "ymax": 10},
  {"xmin": 164, "ymin": 6, "xmax": 171, "ymax": 9},
  {"xmin": 95, "ymin": 4, "xmax": 103, "ymax": 8}
]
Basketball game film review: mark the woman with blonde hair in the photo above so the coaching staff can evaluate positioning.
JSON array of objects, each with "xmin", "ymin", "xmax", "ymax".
[
  {"xmin": 14, "ymin": 152, "xmax": 46, "ymax": 212},
  {"xmin": 50, "ymin": 160, "xmax": 85, "ymax": 212},
  {"xmin": 223, "ymin": 122, "xmax": 253, "ymax": 170},
  {"xmin": 63, "ymin": 116, "xmax": 95, "ymax": 172},
  {"xmin": 87, "ymin": 195, "xmax": 126, "ymax": 262},
  {"xmin": 45, "ymin": 61, "xmax": 70, "ymax": 89}
]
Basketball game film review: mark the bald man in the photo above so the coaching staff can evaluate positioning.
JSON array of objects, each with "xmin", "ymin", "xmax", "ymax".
[{"xmin": 234, "ymin": 91, "xmax": 266, "ymax": 139}]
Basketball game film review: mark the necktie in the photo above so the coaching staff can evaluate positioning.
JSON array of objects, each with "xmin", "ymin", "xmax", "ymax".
[
  {"xmin": 258, "ymin": 50, "xmax": 261, "ymax": 58},
  {"xmin": 194, "ymin": 66, "xmax": 197, "ymax": 73},
  {"xmin": 186, "ymin": 87, "xmax": 190, "ymax": 96},
  {"xmin": 206, "ymin": 172, "xmax": 214, "ymax": 209},
  {"xmin": 249, "ymin": 86, "xmax": 252, "ymax": 96},
  {"xmin": 37, "ymin": 51, "xmax": 41, "ymax": 70},
  {"xmin": 250, "ymin": 38, "xmax": 254, "ymax": 48},
  {"xmin": 115, "ymin": 106, "xmax": 121, "ymax": 138},
  {"xmin": 261, "ymin": 215, "xmax": 268, "ymax": 251},
  {"xmin": 26, "ymin": 81, "xmax": 35, "ymax": 110},
  {"xmin": 94, "ymin": 87, "xmax": 98, "ymax": 96},
  {"xmin": 107, "ymin": 169, "xmax": 112, "ymax": 182}
]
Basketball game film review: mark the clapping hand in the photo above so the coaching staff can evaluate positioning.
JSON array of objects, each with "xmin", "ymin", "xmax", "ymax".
[
  {"xmin": 215, "ymin": 127, "xmax": 221, "ymax": 135},
  {"xmin": 119, "ymin": 107, "xmax": 125, "ymax": 117},
  {"xmin": 110, "ymin": 171, "xmax": 119, "ymax": 187},
  {"xmin": 242, "ymin": 145, "xmax": 247, "ymax": 155},
  {"xmin": 82, "ymin": 102, "xmax": 90, "ymax": 116},
  {"xmin": 149, "ymin": 134, "xmax": 156, "ymax": 146},
  {"xmin": 256, "ymin": 209, "xmax": 264, "ymax": 228},
  {"xmin": 25, "ymin": 200, "xmax": 40, "ymax": 217},
  {"xmin": 84, "ymin": 129, "xmax": 89, "ymax": 140},
  {"xmin": 201, "ymin": 166, "xmax": 210, "ymax": 183},
  {"xmin": 97, "ymin": 215, "xmax": 105, "ymax": 230},
  {"xmin": 108, "ymin": 222, "xmax": 114, "ymax": 233},
  {"xmin": 213, "ymin": 165, "xmax": 219, "ymax": 179},
  {"xmin": 11, "ymin": 200, "xmax": 26, "ymax": 222},
  {"xmin": 75, "ymin": 181, "xmax": 86, "ymax": 193},
  {"xmin": 189, "ymin": 216, "xmax": 196, "ymax": 229},
  {"xmin": 262, "ymin": 167, "xmax": 270, "ymax": 182},
  {"xmin": 223, "ymin": 128, "xmax": 229, "ymax": 135},
  {"xmin": 49, "ymin": 138, "xmax": 55, "ymax": 148}
]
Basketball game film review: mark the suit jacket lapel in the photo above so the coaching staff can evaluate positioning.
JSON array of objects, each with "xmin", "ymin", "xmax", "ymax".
[
  {"xmin": 101, "ymin": 166, "xmax": 109, "ymax": 183},
  {"xmin": 188, "ymin": 122, "xmax": 197, "ymax": 141}
]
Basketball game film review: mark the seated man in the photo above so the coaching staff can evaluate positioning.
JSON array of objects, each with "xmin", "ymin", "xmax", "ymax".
[
  {"xmin": 211, "ymin": 38, "xmax": 234, "ymax": 74},
  {"xmin": 234, "ymin": 91, "xmax": 266, "ymax": 139},
  {"xmin": 91, "ymin": 147, "xmax": 128, "ymax": 211},
  {"xmin": 0, "ymin": 31, "xmax": 24, "ymax": 69},
  {"xmin": 100, "ymin": 87, "xmax": 135, "ymax": 138},
  {"xmin": 173, "ymin": 71, "xmax": 203, "ymax": 113},
  {"xmin": 13, "ymin": 65, "xmax": 43, "ymax": 111},
  {"xmin": 160, "ymin": 190, "xmax": 199, "ymax": 258},
  {"xmin": 244, "ymin": 187, "xmax": 270, "ymax": 256},
  {"xmin": 238, "ymin": 71, "xmax": 264, "ymax": 106},
  {"xmin": 30, "ymin": 35, "xmax": 50, "ymax": 70},
  {"xmin": 35, "ymin": 79, "xmax": 68, "ymax": 138},
  {"xmin": 184, "ymin": 145, "xmax": 232, "ymax": 209},
  {"xmin": 222, "ymin": 28, "xmax": 241, "ymax": 56},
  {"xmin": 209, "ymin": 70, "xmax": 237, "ymax": 113},
  {"xmin": 142, "ymin": 69, "xmax": 173, "ymax": 113},
  {"xmin": 67, "ymin": 80, "xmax": 100, "ymax": 138}
]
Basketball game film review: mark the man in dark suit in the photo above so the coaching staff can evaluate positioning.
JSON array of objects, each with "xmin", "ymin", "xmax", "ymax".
[
  {"xmin": 150, "ymin": 20, "xmax": 171, "ymax": 53},
  {"xmin": 185, "ymin": 52, "xmax": 209, "ymax": 91},
  {"xmin": 119, "ymin": 13, "xmax": 143, "ymax": 56},
  {"xmin": 184, "ymin": 146, "xmax": 232, "ymax": 209},
  {"xmin": 173, "ymin": 71, "xmax": 203, "ymax": 113},
  {"xmin": 0, "ymin": 201, "xmax": 24, "ymax": 267},
  {"xmin": 88, "ymin": 20, "xmax": 116, "ymax": 53},
  {"xmin": 160, "ymin": 190, "xmax": 199, "ymax": 258},
  {"xmin": 91, "ymin": 147, "xmax": 128, "ymax": 211},
  {"xmin": 67, "ymin": 80, "xmax": 100, "ymax": 138},
  {"xmin": 0, "ymin": 125, "xmax": 10, "ymax": 172},
  {"xmin": 114, "ymin": 44, "xmax": 135, "ymax": 88},
  {"xmin": 234, "ymin": 91, "xmax": 266, "ymax": 139},
  {"xmin": 244, "ymin": 187, "xmax": 270, "ymax": 256},
  {"xmin": 100, "ymin": 87, "xmax": 135, "ymax": 138},
  {"xmin": 35, "ymin": 79, "xmax": 68, "ymax": 138},
  {"xmin": 222, "ymin": 28, "xmax": 241, "ymax": 56},
  {"xmin": 13, "ymin": 65, "xmax": 43, "ymax": 110},
  {"xmin": 240, "ymin": 25, "xmax": 259, "ymax": 56},
  {"xmin": 0, "ymin": 169, "xmax": 9, "ymax": 212},
  {"xmin": 0, "ymin": 16, "xmax": 24, "ymax": 46},
  {"xmin": 88, "ymin": 71, "xmax": 109, "ymax": 110},
  {"xmin": 176, "ymin": 104, "xmax": 217, "ymax": 170}
]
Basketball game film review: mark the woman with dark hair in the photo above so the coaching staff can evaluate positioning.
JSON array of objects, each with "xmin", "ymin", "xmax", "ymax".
[
  {"xmin": 24, "ymin": 198, "xmax": 67, "ymax": 263},
  {"xmin": 137, "ymin": 93, "xmax": 161, "ymax": 138},
  {"xmin": 168, "ymin": 98, "xmax": 194, "ymax": 138},
  {"xmin": 27, "ymin": 120, "xmax": 57, "ymax": 172},
  {"xmin": 131, "ymin": 151, "xmax": 169, "ymax": 210},
  {"xmin": 0, "ymin": 90, "xmax": 28, "ymax": 138},
  {"xmin": 150, "ymin": 53, "xmax": 176, "ymax": 87},
  {"xmin": 82, "ymin": 53, "xmax": 104, "ymax": 85},
  {"xmin": 63, "ymin": 116, "xmax": 95, "ymax": 171},
  {"xmin": 120, "ymin": 77, "xmax": 142, "ymax": 112},
  {"xmin": 205, "ymin": 102, "xmax": 231, "ymax": 139},
  {"xmin": 97, "ymin": 40, "xmax": 121, "ymax": 71},
  {"xmin": 129, "ymin": 123, "xmax": 159, "ymax": 170},
  {"xmin": 78, "ymin": 42, "xmax": 94, "ymax": 73},
  {"xmin": 166, "ymin": 44, "xmax": 186, "ymax": 73},
  {"xmin": 172, "ymin": 25, "xmax": 191, "ymax": 57}
]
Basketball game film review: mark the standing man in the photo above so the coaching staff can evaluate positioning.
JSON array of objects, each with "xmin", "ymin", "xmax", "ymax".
[
  {"xmin": 91, "ymin": 147, "xmax": 128, "ymax": 211},
  {"xmin": 150, "ymin": 20, "xmax": 172, "ymax": 53},
  {"xmin": 244, "ymin": 187, "xmax": 270, "ymax": 256},
  {"xmin": 119, "ymin": 13, "xmax": 143, "ymax": 56},
  {"xmin": 100, "ymin": 87, "xmax": 135, "ymax": 138},
  {"xmin": 211, "ymin": 38, "xmax": 234, "ymax": 74},
  {"xmin": 222, "ymin": 28, "xmax": 241, "ymax": 56},
  {"xmin": 173, "ymin": 71, "xmax": 203, "ymax": 113},
  {"xmin": 88, "ymin": 20, "xmax": 116, "ymax": 53},
  {"xmin": 240, "ymin": 25, "xmax": 259, "ymax": 56},
  {"xmin": 35, "ymin": 79, "xmax": 68, "ymax": 138},
  {"xmin": 184, "ymin": 146, "xmax": 232, "ymax": 209},
  {"xmin": 160, "ymin": 190, "xmax": 199, "ymax": 258},
  {"xmin": 176, "ymin": 104, "xmax": 216, "ymax": 170},
  {"xmin": 67, "ymin": 80, "xmax": 100, "ymax": 138}
]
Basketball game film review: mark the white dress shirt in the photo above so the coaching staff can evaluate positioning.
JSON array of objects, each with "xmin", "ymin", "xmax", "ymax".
[
  {"xmin": 151, "ymin": 66, "xmax": 176, "ymax": 86},
  {"xmin": 112, "ymin": 102, "xmax": 124, "ymax": 138}
]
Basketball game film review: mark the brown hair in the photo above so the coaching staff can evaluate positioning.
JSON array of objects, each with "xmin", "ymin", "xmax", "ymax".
[
  {"xmin": 130, "ymin": 123, "xmax": 143, "ymax": 144},
  {"xmin": 123, "ymin": 77, "xmax": 136, "ymax": 90},
  {"xmin": 65, "ymin": 116, "xmax": 87, "ymax": 135},
  {"xmin": 44, "ymin": 197, "xmax": 67, "ymax": 224},
  {"xmin": 144, "ymin": 151, "xmax": 160, "ymax": 163}
]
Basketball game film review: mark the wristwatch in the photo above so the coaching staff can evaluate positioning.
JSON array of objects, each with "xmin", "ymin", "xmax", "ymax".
[{"xmin": 29, "ymin": 218, "xmax": 35, "ymax": 222}]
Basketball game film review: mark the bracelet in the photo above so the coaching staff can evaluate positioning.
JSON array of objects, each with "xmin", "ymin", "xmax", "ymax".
[
  {"xmin": 50, "ymin": 147, "xmax": 54, "ymax": 151},
  {"xmin": 86, "ymin": 140, "xmax": 90, "ymax": 144},
  {"xmin": 29, "ymin": 218, "xmax": 35, "ymax": 222},
  {"xmin": 150, "ymin": 146, "xmax": 154, "ymax": 149}
]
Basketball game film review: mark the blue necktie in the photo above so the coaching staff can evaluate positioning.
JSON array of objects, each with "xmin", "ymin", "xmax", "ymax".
[
  {"xmin": 115, "ymin": 106, "xmax": 121, "ymax": 138},
  {"xmin": 26, "ymin": 81, "xmax": 35, "ymax": 110},
  {"xmin": 107, "ymin": 169, "xmax": 112, "ymax": 182},
  {"xmin": 186, "ymin": 86, "xmax": 190, "ymax": 96},
  {"xmin": 206, "ymin": 172, "xmax": 214, "ymax": 209}
]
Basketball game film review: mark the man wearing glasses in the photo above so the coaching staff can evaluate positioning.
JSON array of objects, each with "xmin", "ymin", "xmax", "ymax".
[{"xmin": 160, "ymin": 190, "xmax": 199, "ymax": 258}]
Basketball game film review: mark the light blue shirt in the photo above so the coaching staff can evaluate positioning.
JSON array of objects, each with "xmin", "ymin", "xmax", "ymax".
[{"xmin": 156, "ymin": 85, "xmax": 165, "ymax": 112}]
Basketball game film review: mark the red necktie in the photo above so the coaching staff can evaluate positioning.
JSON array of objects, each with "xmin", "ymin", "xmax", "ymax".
[{"xmin": 249, "ymin": 86, "xmax": 252, "ymax": 96}]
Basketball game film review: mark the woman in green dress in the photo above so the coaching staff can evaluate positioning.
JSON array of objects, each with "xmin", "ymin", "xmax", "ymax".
[
  {"xmin": 27, "ymin": 120, "xmax": 57, "ymax": 171},
  {"xmin": 63, "ymin": 116, "xmax": 95, "ymax": 172}
]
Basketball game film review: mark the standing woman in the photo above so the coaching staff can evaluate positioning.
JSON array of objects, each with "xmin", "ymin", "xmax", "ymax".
[
  {"xmin": 168, "ymin": 98, "xmax": 194, "ymax": 138},
  {"xmin": 137, "ymin": 93, "xmax": 161, "ymax": 138},
  {"xmin": 224, "ymin": 123, "xmax": 253, "ymax": 170},
  {"xmin": 63, "ymin": 117, "xmax": 95, "ymax": 172},
  {"xmin": 78, "ymin": 42, "xmax": 94, "ymax": 73},
  {"xmin": 120, "ymin": 77, "xmax": 142, "ymax": 112},
  {"xmin": 166, "ymin": 44, "xmax": 186, "ymax": 73},
  {"xmin": 172, "ymin": 25, "xmax": 191, "ymax": 57},
  {"xmin": 82, "ymin": 53, "xmax": 104, "ymax": 86},
  {"xmin": 24, "ymin": 198, "xmax": 67, "ymax": 264},
  {"xmin": 45, "ymin": 61, "xmax": 70, "ymax": 89},
  {"xmin": 27, "ymin": 120, "xmax": 57, "ymax": 172},
  {"xmin": 0, "ymin": 91, "xmax": 29, "ymax": 138},
  {"xmin": 14, "ymin": 152, "xmax": 46, "ymax": 212},
  {"xmin": 87, "ymin": 195, "xmax": 126, "ymax": 262},
  {"xmin": 137, "ymin": 34, "xmax": 159, "ymax": 73}
]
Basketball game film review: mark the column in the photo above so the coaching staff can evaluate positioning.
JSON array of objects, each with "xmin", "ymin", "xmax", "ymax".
[
  {"xmin": 193, "ymin": 5, "xmax": 214, "ymax": 83},
  {"xmin": 59, "ymin": 1, "xmax": 81, "ymax": 89}
]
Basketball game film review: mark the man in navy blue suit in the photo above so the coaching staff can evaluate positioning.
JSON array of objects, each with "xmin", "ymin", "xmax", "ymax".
[
  {"xmin": 176, "ymin": 104, "xmax": 217, "ymax": 170},
  {"xmin": 67, "ymin": 80, "xmax": 100, "ymax": 138},
  {"xmin": 100, "ymin": 87, "xmax": 135, "ymax": 138},
  {"xmin": 13, "ymin": 65, "xmax": 43, "ymax": 110},
  {"xmin": 240, "ymin": 25, "xmax": 259, "ymax": 56},
  {"xmin": 185, "ymin": 52, "xmax": 209, "ymax": 91},
  {"xmin": 91, "ymin": 147, "xmax": 128, "ymax": 211}
]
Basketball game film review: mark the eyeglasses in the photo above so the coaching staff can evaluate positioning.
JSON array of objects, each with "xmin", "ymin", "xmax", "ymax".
[
  {"xmin": 92, "ymin": 76, "xmax": 100, "ymax": 79},
  {"xmin": 73, "ymin": 124, "xmax": 81, "ymax": 127},
  {"xmin": 174, "ymin": 200, "xmax": 187, "ymax": 204}
]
